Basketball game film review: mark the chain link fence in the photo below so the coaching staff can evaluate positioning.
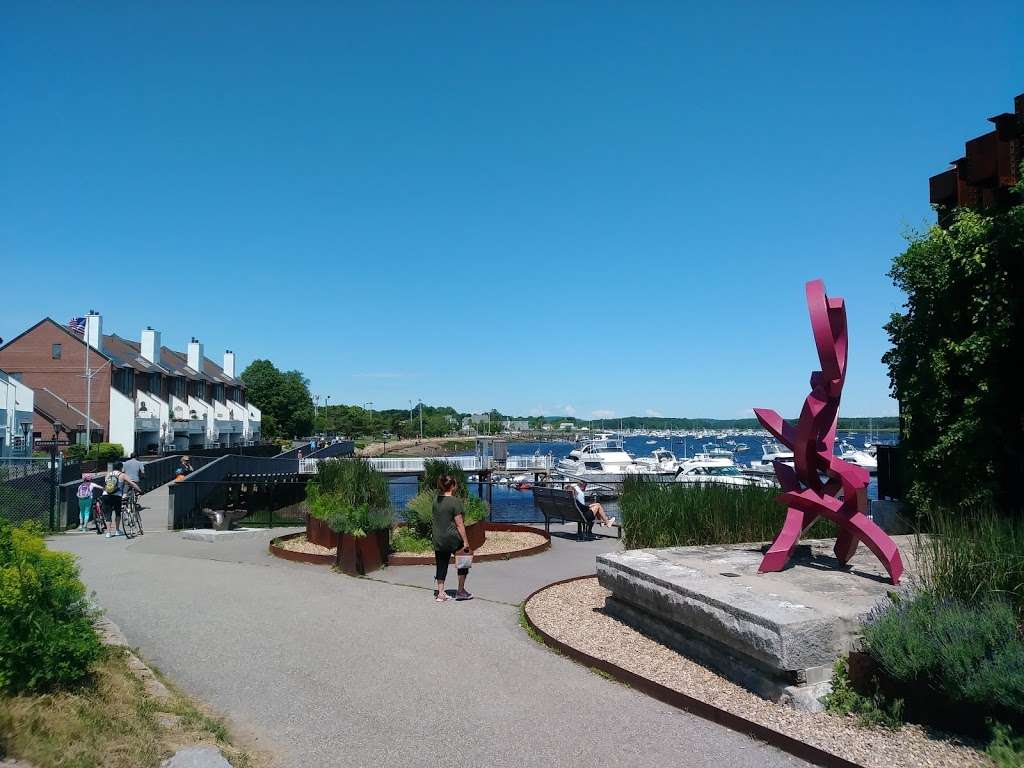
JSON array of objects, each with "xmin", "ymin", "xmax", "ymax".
[{"xmin": 0, "ymin": 457, "xmax": 60, "ymax": 528}]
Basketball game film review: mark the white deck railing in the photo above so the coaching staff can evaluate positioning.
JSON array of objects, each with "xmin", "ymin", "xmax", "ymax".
[{"xmin": 297, "ymin": 454, "xmax": 554, "ymax": 475}]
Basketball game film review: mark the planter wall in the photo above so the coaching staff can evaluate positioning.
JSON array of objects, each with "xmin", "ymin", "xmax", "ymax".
[
  {"xmin": 307, "ymin": 515, "xmax": 339, "ymax": 548},
  {"xmin": 335, "ymin": 531, "xmax": 386, "ymax": 576},
  {"xmin": 466, "ymin": 520, "xmax": 486, "ymax": 549}
]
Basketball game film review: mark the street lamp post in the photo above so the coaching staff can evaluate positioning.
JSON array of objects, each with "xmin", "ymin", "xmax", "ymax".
[{"xmin": 418, "ymin": 399, "xmax": 423, "ymax": 440}]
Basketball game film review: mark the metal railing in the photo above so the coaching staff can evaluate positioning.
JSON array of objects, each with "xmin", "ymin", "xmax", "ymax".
[{"xmin": 298, "ymin": 454, "xmax": 554, "ymax": 475}]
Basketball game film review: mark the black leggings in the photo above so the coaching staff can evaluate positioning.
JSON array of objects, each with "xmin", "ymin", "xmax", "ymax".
[{"xmin": 434, "ymin": 548, "xmax": 469, "ymax": 582}]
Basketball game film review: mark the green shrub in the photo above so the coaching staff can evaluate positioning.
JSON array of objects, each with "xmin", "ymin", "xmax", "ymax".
[
  {"xmin": 988, "ymin": 723, "xmax": 1024, "ymax": 768},
  {"xmin": 65, "ymin": 443, "xmax": 88, "ymax": 461},
  {"xmin": 421, "ymin": 459, "xmax": 467, "ymax": 497},
  {"xmin": 916, "ymin": 506, "xmax": 1024, "ymax": 616},
  {"xmin": 463, "ymin": 495, "xmax": 488, "ymax": 525},
  {"xmin": 619, "ymin": 477, "xmax": 836, "ymax": 548},
  {"xmin": 0, "ymin": 521, "xmax": 102, "ymax": 693},
  {"xmin": 862, "ymin": 593, "xmax": 1024, "ymax": 727},
  {"xmin": 306, "ymin": 458, "xmax": 392, "ymax": 535},
  {"xmin": 64, "ymin": 443, "xmax": 124, "ymax": 462},
  {"xmin": 822, "ymin": 657, "xmax": 904, "ymax": 729},
  {"xmin": 391, "ymin": 528, "xmax": 432, "ymax": 554},
  {"xmin": 404, "ymin": 490, "xmax": 435, "ymax": 540}
]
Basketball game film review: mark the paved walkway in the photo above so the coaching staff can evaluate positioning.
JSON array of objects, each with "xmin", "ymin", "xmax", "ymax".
[{"xmin": 53, "ymin": 519, "xmax": 809, "ymax": 768}]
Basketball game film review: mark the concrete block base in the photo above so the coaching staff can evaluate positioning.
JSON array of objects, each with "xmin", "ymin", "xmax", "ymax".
[
  {"xmin": 596, "ymin": 537, "xmax": 915, "ymax": 712},
  {"xmin": 181, "ymin": 528, "xmax": 262, "ymax": 543}
]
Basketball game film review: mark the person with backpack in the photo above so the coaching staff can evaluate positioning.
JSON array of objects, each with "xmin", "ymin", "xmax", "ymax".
[
  {"xmin": 76, "ymin": 473, "xmax": 103, "ymax": 532},
  {"xmin": 101, "ymin": 461, "xmax": 143, "ymax": 538}
]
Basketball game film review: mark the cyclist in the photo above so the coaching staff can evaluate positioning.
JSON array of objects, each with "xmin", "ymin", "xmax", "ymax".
[
  {"xmin": 122, "ymin": 452, "xmax": 145, "ymax": 510},
  {"xmin": 101, "ymin": 461, "xmax": 143, "ymax": 539}
]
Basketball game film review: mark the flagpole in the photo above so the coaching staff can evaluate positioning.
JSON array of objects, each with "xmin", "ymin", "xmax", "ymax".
[{"xmin": 84, "ymin": 316, "xmax": 91, "ymax": 451}]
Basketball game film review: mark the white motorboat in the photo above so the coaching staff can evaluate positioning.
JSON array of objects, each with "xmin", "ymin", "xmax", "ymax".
[
  {"xmin": 675, "ymin": 452, "xmax": 774, "ymax": 487},
  {"xmin": 838, "ymin": 441, "xmax": 878, "ymax": 473},
  {"xmin": 556, "ymin": 433, "xmax": 667, "ymax": 483},
  {"xmin": 746, "ymin": 442, "xmax": 795, "ymax": 475},
  {"xmin": 634, "ymin": 448, "xmax": 682, "ymax": 474}
]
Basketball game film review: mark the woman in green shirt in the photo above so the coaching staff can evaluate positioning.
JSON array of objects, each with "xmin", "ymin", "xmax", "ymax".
[{"xmin": 432, "ymin": 475, "xmax": 473, "ymax": 602}]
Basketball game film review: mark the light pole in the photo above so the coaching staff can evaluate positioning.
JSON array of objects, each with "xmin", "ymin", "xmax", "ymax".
[
  {"xmin": 418, "ymin": 399, "xmax": 423, "ymax": 440},
  {"xmin": 364, "ymin": 402, "xmax": 374, "ymax": 442}
]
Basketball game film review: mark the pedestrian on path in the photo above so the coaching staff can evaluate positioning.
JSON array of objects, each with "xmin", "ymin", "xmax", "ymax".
[
  {"xmin": 76, "ymin": 473, "xmax": 102, "ymax": 531},
  {"xmin": 101, "ymin": 461, "xmax": 143, "ymax": 538},
  {"xmin": 432, "ymin": 475, "xmax": 473, "ymax": 602}
]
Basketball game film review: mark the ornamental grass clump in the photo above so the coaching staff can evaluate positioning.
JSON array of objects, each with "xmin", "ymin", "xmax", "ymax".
[
  {"xmin": 0, "ymin": 521, "xmax": 102, "ymax": 694},
  {"xmin": 619, "ymin": 477, "xmax": 836, "ymax": 549},
  {"xmin": 421, "ymin": 459, "xmax": 468, "ymax": 497},
  {"xmin": 916, "ymin": 505, "xmax": 1024, "ymax": 616},
  {"xmin": 306, "ymin": 458, "xmax": 392, "ymax": 536}
]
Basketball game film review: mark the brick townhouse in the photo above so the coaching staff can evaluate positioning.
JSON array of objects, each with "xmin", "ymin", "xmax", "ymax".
[{"xmin": 0, "ymin": 312, "xmax": 261, "ymax": 455}]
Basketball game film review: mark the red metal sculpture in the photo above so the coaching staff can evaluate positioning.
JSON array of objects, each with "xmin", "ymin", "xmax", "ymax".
[{"xmin": 754, "ymin": 280, "xmax": 903, "ymax": 585}]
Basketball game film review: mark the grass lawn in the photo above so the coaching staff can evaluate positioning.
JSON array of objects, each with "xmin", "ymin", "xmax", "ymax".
[{"xmin": 0, "ymin": 647, "xmax": 263, "ymax": 768}]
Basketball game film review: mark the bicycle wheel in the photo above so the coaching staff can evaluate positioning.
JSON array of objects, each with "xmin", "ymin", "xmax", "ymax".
[
  {"xmin": 93, "ymin": 501, "xmax": 107, "ymax": 535},
  {"xmin": 122, "ymin": 503, "xmax": 141, "ymax": 539}
]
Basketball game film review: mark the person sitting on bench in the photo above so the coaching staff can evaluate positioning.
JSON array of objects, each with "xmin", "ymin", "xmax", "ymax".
[{"xmin": 569, "ymin": 481, "xmax": 616, "ymax": 528}]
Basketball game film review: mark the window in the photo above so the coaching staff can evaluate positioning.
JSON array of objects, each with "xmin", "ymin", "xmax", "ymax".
[
  {"xmin": 51, "ymin": 343, "xmax": 62, "ymax": 359},
  {"xmin": 112, "ymin": 367, "xmax": 134, "ymax": 397},
  {"xmin": 212, "ymin": 384, "xmax": 224, "ymax": 403},
  {"xmin": 172, "ymin": 377, "xmax": 187, "ymax": 400}
]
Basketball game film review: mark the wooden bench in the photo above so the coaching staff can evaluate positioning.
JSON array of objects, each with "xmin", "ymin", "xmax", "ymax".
[
  {"xmin": 532, "ymin": 486, "xmax": 592, "ymax": 540},
  {"xmin": 532, "ymin": 486, "xmax": 595, "ymax": 540}
]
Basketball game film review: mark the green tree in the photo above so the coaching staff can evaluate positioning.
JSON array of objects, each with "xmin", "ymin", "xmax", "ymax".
[
  {"xmin": 240, "ymin": 359, "xmax": 315, "ymax": 439},
  {"xmin": 883, "ymin": 178, "xmax": 1023, "ymax": 513}
]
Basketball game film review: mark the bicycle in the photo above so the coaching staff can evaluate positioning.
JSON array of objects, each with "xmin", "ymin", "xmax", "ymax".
[
  {"xmin": 92, "ymin": 497, "xmax": 107, "ymax": 535},
  {"xmin": 121, "ymin": 489, "xmax": 144, "ymax": 539}
]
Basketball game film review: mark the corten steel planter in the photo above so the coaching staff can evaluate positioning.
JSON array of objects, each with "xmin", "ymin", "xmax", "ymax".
[
  {"xmin": 334, "ymin": 531, "xmax": 387, "ymax": 575},
  {"xmin": 307, "ymin": 515, "xmax": 339, "ymax": 548},
  {"xmin": 466, "ymin": 520, "xmax": 486, "ymax": 549},
  {"xmin": 337, "ymin": 534, "xmax": 359, "ymax": 575}
]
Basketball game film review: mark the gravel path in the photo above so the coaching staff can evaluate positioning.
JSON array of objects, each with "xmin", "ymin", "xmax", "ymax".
[
  {"xmin": 526, "ymin": 578, "xmax": 988, "ymax": 768},
  {"xmin": 53, "ymin": 530, "xmax": 810, "ymax": 768}
]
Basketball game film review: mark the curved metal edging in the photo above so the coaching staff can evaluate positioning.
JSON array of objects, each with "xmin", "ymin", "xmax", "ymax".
[
  {"xmin": 522, "ymin": 576, "xmax": 865, "ymax": 768},
  {"xmin": 269, "ymin": 532, "xmax": 335, "ymax": 565}
]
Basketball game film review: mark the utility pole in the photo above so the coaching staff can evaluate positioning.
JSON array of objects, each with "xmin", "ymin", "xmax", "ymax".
[{"xmin": 418, "ymin": 399, "xmax": 423, "ymax": 439}]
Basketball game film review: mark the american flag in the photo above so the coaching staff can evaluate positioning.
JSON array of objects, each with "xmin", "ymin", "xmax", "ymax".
[{"xmin": 68, "ymin": 317, "xmax": 87, "ymax": 335}]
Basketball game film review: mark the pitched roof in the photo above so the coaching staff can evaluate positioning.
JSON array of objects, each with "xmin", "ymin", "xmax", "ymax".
[
  {"xmin": 0, "ymin": 317, "xmax": 113, "ymax": 361},
  {"xmin": 33, "ymin": 387, "xmax": 103, "ymax": 430}
]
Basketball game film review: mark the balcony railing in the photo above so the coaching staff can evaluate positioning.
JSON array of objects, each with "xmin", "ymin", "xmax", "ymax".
[
  {"xmin": 215, "ymin": 419, "xmax": 242, "ymax": 434},
  {"xmin": 135, "ymin": 416, "xmax": 160, "ymax": 432}
]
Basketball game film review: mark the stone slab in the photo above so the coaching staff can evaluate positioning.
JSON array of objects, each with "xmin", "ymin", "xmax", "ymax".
[
  {"xmin": 180, "ymin": 528, "xmax": 262, "ymax": 543},
  {"xmin": 596, "ymin": 536, "xmax": 917, "ymax": 708}
]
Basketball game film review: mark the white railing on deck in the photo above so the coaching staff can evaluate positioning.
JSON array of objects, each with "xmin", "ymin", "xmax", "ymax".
[
  {"xmin": 503, "ymin": 455, "xmax": 554, "ymax": 470},
  {"xmin": 298, "ymin": 454, "xmax": 553, "ymax": 475}
]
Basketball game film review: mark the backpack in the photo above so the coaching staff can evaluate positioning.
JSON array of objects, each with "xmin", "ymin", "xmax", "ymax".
[
  {"xmin": 76, "ymin": 481, "xmax": 92, "ymax": 499},
  {"xmin": 104, "ymin": 472, "xmax": 120, "ymax": 495}
]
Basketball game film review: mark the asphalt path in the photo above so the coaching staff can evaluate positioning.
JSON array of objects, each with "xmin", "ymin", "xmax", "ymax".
[{"xmin": 53, "ymin": 523, "xmax": 809, "ymax": 768}]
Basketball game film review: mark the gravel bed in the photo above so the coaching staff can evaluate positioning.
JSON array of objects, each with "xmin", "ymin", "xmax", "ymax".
[
  {"xmin": 277, "ymin": 535, "xmax": 335, "ymax": 556},
  {"xmin": 279, "ymin": 530, "xmax": 547, "ymax": 559},
  {"xmin": 526, "ymin": 578, "xmax": 988, "ymax": 768},
  {"xmin": 392, "ymin": 530, "xmax": 547, "ymax": 558}
]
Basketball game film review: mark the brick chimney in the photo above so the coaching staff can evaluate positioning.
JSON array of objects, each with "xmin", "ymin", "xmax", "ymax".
[
  {"xmin": 85, "ymin": 311, "xmax": 103, "ymax": 353},
  {"xmin": 187, "ymin": 338, "xmax": 204, "ymax": 372},
  {"xmin": 223, "ymin": 350, "xmax": 236, "ymax": 378},
  {"xmin": 141, "ymin": 327, "xmax": 161, "ymax": 366}
]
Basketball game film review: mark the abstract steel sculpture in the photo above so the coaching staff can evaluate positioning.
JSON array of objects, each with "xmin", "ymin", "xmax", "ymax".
[{"xmin": 754, "ymin": 280, "xmax": 904, "ymax": 585}]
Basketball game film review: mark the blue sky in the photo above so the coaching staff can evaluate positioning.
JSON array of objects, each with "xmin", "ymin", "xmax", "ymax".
[{"xmin": 2, "ymin": 3, "xmax": 1021, "ymax": 419}]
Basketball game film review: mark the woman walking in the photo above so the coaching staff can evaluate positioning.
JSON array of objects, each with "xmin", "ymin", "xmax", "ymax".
[{"xmin": 432, "ymin": 475, "xmax": 473, "ymax": 602}]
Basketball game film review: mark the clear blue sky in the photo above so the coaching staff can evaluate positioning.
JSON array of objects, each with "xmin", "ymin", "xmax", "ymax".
[{"xmin": 2, "ymin": 3, "xmax": 1021, "ymax": 419}]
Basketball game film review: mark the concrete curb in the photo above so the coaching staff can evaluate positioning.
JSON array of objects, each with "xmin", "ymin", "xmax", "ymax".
[{"xmin": 522, "ymin": 576, "xmax": 866, "ymax": 768}]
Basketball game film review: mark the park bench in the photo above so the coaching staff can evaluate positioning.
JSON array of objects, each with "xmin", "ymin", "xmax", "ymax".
[{"xmin": 532, "ymin": 486, "xmax": 620, "ymax": 541}]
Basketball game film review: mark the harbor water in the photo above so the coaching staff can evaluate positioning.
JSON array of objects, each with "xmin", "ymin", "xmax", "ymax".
[{"xmin": 389, "ymin": 432, "xmax": 895, "ymax": 524}]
